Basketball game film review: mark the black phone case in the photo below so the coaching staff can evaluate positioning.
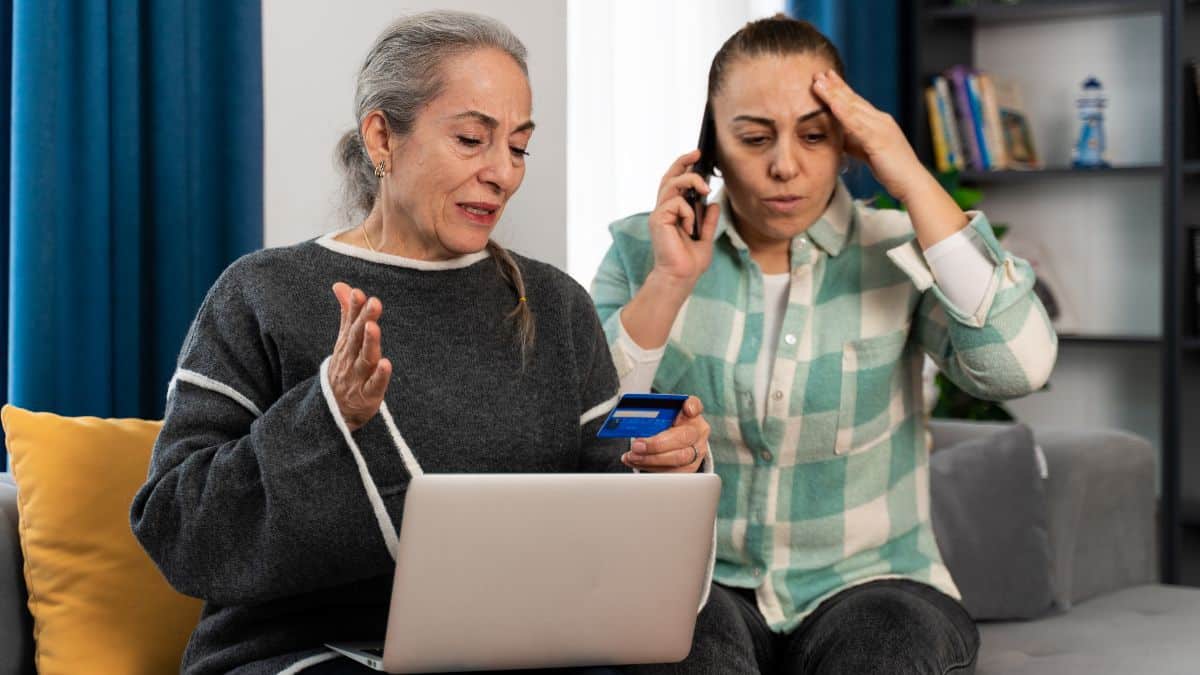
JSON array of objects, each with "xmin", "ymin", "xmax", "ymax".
[{"xmin": 683, "ymin": 102, "xmax": 717, "ymax": 241}]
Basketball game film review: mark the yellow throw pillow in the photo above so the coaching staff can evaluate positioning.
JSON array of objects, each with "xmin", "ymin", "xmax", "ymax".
[{"xmin": 2, "ymin": 404, "xmax": 202, "ymax": 675}]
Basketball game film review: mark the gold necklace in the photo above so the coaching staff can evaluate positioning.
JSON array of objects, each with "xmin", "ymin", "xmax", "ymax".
[{"xmin": 362, "ymin": 224, "xmax": 378, "ymax": 252}]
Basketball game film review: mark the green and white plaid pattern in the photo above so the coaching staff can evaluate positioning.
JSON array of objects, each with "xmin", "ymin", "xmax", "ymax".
[{"xmin": 591, "ymin": 181, "xmax": 1057, "ymax": 631}]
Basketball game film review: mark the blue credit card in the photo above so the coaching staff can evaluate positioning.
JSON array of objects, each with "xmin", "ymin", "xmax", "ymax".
[{"xmin": 596, "ymin": 393, "xmax": 688, "ymax": 439}]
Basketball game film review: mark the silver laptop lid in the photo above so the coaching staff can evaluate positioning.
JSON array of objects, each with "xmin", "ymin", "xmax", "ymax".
[{"xmin": 384, "ymin": 472, "xmax": 720, "ymax": 673}]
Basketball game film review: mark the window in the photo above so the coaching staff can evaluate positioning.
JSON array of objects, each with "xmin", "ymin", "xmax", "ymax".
[{"xmin": 566, "ymin": 0, "xmax": 784, "ymax": 289}]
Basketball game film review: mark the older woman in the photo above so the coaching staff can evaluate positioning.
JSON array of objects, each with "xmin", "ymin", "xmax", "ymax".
[
  {"xmin": 593, "ymin": 15, "xmax": 1058, "ymax": 675},
  {"xmin": 131, "ymin": 11, "xmax": 710, "ymax": 675}
]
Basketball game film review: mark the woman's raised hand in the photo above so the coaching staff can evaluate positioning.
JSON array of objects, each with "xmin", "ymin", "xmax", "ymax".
[
  {"xmin": 812, "ymin": 69, "xmax": 925, "ymax": 203},
  {"xmin": 328, "ymin": 282, "xmax": 392, "ymax": 432},
  {"xmin": 647, "ymin": 149, "xmax": 721, "ymax": 288}
]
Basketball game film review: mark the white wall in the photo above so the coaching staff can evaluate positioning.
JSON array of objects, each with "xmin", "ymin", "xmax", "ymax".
[{"xmin": 262, "ymin": 0, "xmax": 569, "ymax": 267}]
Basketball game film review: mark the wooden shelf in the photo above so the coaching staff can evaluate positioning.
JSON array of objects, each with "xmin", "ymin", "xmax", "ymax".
[
  {"xmin": 1059, "ymin": 333, "xmax": 1161, "ymax": 346},
  {"xmin": 956, "ymin": 165, "xmax": 1162, "ymax": 183},
  {"xmin": 928, "ymin": 1, "xmax": 1162, "ymax": 24}
]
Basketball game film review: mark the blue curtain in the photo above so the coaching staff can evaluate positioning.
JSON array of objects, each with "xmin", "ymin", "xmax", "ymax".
[
  {"xmin": 7, "ymin": 0, "xmax": 263, "ymax": 440},
  {"xmin": 788, "ymin": 0, "xmax": 901, "ymax": 199}
]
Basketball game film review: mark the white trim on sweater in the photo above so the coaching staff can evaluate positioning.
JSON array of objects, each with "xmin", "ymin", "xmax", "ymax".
[
  {"xmin": 170, "ymin": 369, "xmax": 264, "ymax": 418},
  {"xmin": 379, "ymin": 400, "xmax": 424, "ymax": 479},
  {"xmin": 277, "ymin": 651, "xmax": 340, "ymax": 674},
  {"xmin": 319, "ymin": 357, "xmax": 401, "ymax": 558},
  {"xmin": 580, "ymin": 394, "xmax": 619, "ymax": 427},
  {"xmin": 316, "ymin": 228, "xmax": 491, "ymax": 270}
]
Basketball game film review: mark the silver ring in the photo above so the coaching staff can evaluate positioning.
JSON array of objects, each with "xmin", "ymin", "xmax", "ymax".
[{"xmin": 689, "ymin": 444, "xmax": 699, "ymax": 465}]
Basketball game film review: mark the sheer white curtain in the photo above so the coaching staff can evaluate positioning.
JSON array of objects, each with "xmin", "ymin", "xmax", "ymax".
[{"xmin": 566, "ymin": 0, "xmax": 784, "ymax": 289}]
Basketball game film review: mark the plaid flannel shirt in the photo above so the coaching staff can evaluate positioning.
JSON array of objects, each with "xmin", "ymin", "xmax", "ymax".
[{"xmin": 591, "ymin": 181, "xmax": 1057, "ymax": 631}]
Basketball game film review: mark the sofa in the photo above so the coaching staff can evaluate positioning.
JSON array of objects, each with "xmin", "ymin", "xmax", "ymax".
[{"xmin": 1, "ymin": 419, "xmax": 1197, "ymax": 674}]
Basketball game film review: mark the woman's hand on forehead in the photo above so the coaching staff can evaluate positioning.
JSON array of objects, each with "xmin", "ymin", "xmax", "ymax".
[{"xmin": 811, "ymin": 69, "xmax": 924, "ymax": 202}]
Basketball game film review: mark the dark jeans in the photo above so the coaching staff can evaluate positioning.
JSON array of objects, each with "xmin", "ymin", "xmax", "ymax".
[{"xmin": 629, "ymin": 579, "xmax": 979, "ymax": 675}]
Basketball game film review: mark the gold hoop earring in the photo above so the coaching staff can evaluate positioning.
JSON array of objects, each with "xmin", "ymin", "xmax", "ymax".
[{"xmin": 374, "ymin": 159, "xmax": 387, "ymax": 178}]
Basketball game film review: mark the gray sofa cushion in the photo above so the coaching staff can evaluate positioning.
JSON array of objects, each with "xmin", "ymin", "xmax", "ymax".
[
  {"xmin": 978, "ymin": 585, "xmax": 1200, "ymax": 675},
  {"xmin": 1, "ymin": 473, "xmax": 35, "ymax": 675},
  {"xmin": 928, "ymin": 421, "xmax": 1157, "ymax": 609},
  {"xmin": 929, "ymin": 423, "xmax": 1055, "ymax": 620}
]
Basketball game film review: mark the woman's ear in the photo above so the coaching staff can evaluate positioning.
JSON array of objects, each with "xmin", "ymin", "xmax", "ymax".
[{"xmin": 360, "ymin": 111, "xmax": 392, "ymax": 168}]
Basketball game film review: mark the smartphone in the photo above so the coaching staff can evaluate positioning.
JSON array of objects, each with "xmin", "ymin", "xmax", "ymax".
[
  {"xmin": 682, "ymin": 102, "xmax": 717, "ymax": 241},
  {"xmin": 595, "ymin": 393, "xmax": 688, "ymax": 439}
]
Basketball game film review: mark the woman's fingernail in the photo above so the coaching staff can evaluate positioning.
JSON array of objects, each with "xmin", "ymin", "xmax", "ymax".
[{"xmin": 631, "ymin": 440, "xmax": 647, "ymax": 454}]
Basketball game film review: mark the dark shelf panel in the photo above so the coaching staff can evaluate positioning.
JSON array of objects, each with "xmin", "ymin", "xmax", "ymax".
[
  {"xmin": 1185, "ymin": 161, "xmax": 1200, "ymax": 175},
  {"xmin": 1059, "ymin": 333, "xmax": 1161, "ymax": 346},
  {"xmin": 956, "ymin": 165, "xmax": 1163, "ymax": 183},
  {"xmin": 1185, "ymin": 338, "xmax": 1200, "ymax": 351},
  {"xmin": 1182, "ymin": 497, "xmax": 1200, "ymax": 527},
  {"xmin": 927, "ymin": 1, "xmax": 1162, "ymax": 23}
]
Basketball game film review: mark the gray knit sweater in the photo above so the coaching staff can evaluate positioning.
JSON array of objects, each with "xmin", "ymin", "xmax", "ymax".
[{"xmin": 130, "ymin": 232, "xmax": 628, "ymax": 674}]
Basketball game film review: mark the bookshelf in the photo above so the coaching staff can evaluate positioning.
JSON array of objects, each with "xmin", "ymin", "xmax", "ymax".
[
  {"xmin": 905, "ymin": 0, "xmax": 1195, "ymax": 584},
  {"xmin": 926, "ymin": 0, "xmax": 1161, "ymax": 22},
  {"xmin": 958, "ymin": 165, "xmax": 1163, "ymax": 183},
  {"xmin": 1059, "ymin": 333, "xmax": 1161, "ymax": 346}
]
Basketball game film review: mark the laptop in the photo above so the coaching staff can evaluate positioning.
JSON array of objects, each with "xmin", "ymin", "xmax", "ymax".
[{"xmin": 326, "ymin": 472, "xmax": 721, "ymax": 673}]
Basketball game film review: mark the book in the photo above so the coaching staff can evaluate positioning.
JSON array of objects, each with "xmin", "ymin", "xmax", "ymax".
[
  {"xmin": 926, "ymin": 86, "xmax": 951, "ymax": 172},
  {"xmin": 977, "ymin": 73, "xmax": 1009, "ymax": 170},
  {"xmin": 993, "ymin": 77, "xmax": 1040, "ymax": 170},
  {"xmin": 944, "ymin": 65, "xmax": 983, "ymax": 170},
  {"xmin": 964, "ymin": 73, "xmax": 992, "ymax": 170},
  {"xmin": 933, "ymin": 76, "xmax": 965, "ymax": 170}
]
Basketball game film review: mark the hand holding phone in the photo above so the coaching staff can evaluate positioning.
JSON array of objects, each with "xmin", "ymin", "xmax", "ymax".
[
  {"xmin": 681, "ymin": 102, "xmax": 717, "ymax": 241},
  {"xmin": 645, "ymin": 108, "xmax": 719, "ymax": 285}
]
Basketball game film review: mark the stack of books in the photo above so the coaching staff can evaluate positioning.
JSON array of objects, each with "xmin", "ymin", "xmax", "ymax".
[{"xmin": 926, "ymin": 66, "xmax": 1040, "ymax": 173}]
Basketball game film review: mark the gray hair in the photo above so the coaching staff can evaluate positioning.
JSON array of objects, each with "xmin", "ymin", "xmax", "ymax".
[
  {"xmin": 336, "ymin": 10, "xmax": 528, "ymax": 219},
  {"xmin": 335, "ymin": 10, "xmax": 535, "ymax": 360}
]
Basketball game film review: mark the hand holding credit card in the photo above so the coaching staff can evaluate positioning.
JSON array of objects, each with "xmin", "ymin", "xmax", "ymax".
[
  {"xmin": 596, "ymin": 393, "xmax": 688, "ymax": 438},
  {"xmin": 599, "ymin": 393, "xmax": 713, "ymax": 473}
]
